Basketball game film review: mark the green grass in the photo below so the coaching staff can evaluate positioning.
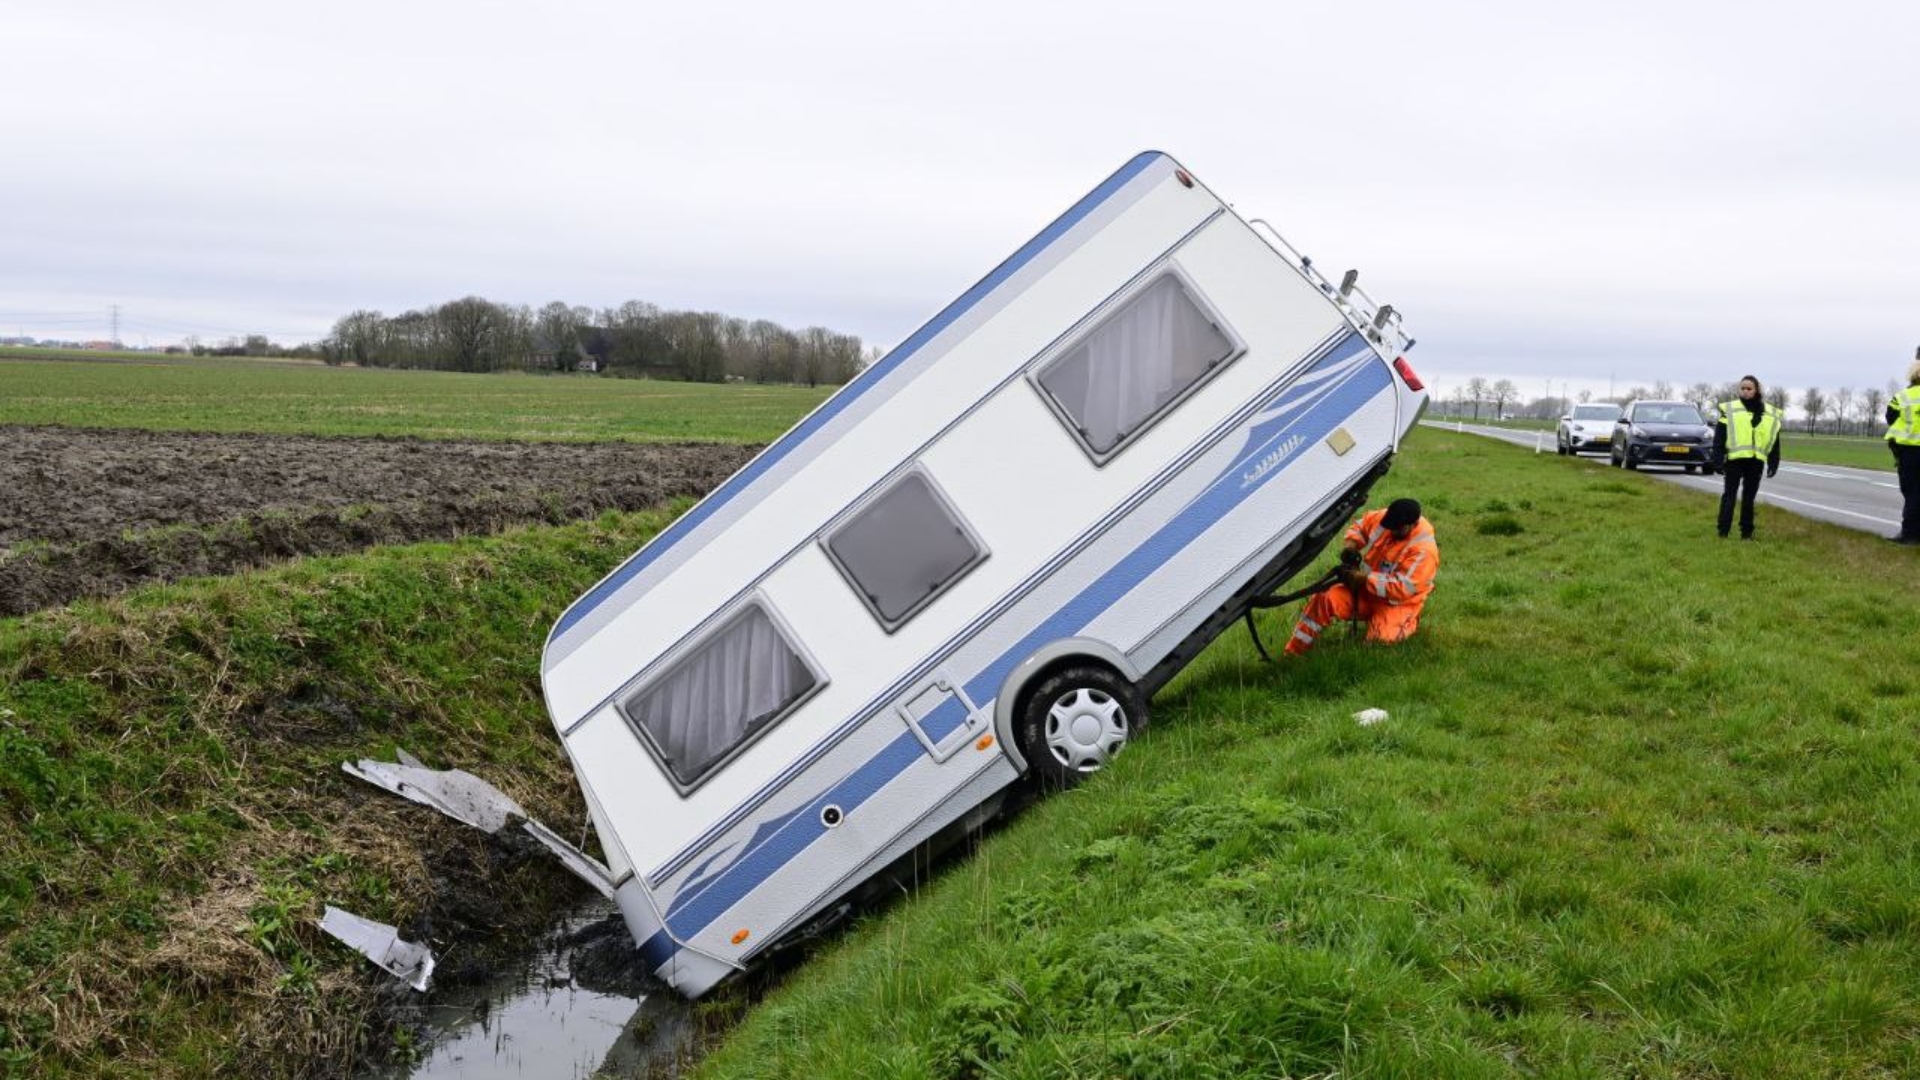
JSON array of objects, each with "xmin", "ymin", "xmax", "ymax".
[
  {"xmin": 694, "ymin": 427, "xmax": 1920, "ymax": 1079},
  {"xmin": 0, "ymin": 355, "xmax": 833, "ymax": 443},
  {"xmin": 1788, "ymin": 433, "xmax": 1898, "ymax": 471},
  {"xmin": 0, "ymin": 507, "xmax": 682, "ymax": 1078}
]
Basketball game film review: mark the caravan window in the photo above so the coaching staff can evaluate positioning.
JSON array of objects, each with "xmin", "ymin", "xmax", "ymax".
[
  {"xmin": 620, "ymin": 600, "xmax": 823, "ymax": 790},
  {"xmin": 823, "ymin": 469, "xmax": 987, "ymax": 632},
  {"xmin": 1033, "ymin": 269, "xmax": 1241, "ymax": 462}
]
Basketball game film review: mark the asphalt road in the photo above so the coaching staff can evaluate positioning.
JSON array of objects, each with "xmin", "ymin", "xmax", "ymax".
[{"xmin": 1430, "ymin": 421, "xmax": 1907, "ymax": 538}]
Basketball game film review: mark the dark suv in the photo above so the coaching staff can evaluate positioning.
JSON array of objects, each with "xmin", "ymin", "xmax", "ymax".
[{"xmin": 1610, "ymin": 400, "xmax": 1714, "ymax": 472}]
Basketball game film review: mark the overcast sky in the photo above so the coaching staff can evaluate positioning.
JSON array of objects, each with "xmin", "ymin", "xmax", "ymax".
[{"xmin": 3, "ymin": 0, "xmax": 1915, "ymax": 401}]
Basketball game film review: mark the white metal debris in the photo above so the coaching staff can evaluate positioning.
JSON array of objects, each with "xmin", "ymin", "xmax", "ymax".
[
  {"xmin": 318, "ymin": 905, "xmax": 435, "ymax": 991},
  {"xmin": 343, "ymin": 754, "xmax": 615, "ymax": 898}
]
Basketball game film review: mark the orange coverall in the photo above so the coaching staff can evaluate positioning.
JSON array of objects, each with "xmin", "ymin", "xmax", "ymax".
[{"xmin": 1285, "ymin": 509, "xmax": 1439, "ymax": 655}]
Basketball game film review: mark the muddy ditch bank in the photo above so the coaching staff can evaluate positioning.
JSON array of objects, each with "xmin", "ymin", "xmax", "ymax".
[{"xmin": 0, "ymin": 426, "xmax": 756, "ymax": 616}]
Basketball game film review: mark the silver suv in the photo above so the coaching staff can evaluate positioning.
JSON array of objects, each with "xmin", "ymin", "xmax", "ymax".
[{"xmin": 1557, "ymin": 403, "xmax": 1622, "ymax": 455}]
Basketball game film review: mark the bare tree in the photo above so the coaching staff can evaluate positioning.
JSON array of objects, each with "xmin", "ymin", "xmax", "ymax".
[
  {"xmin": 1766, "ymin": 385, "xmax": 1790, "ymax": 415},
  {"xmin": 329, "ymin": 310, "xmax": 384, "ymax": 366},
  {"xmin": 1466, "ymin": 377, "xmax": 1489, "ymax": 420},
  {"xmin": 1687, "ymin": 381, "xmax": 1718, "ymax": 414},
  {"xmin": 537, "ymin": 301, "xmax": 582, "ymax": 371},
  {"xmin": 1801, "ymin": 387, "xmax": 1826, "ymax": 434},
  {"xmin": 1652, "ymin": 379, "xmax": 1675, "ymax": 400},
  {"xmin": 1490, "ymin": 378, "xmax": 1518, "ymax": 420},
  {"xmin": 1831, "ymin": 386, "xmax": 1856, "ymax": 436},
  {"xmin": 1863, "ymin": 386, "xmax": 1888, "ymax": 433}
]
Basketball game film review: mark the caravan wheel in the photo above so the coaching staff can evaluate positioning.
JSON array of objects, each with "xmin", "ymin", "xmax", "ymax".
[{"xmin": 1017, "ymin": 664, "xmax": 1147, "ymax": 790}]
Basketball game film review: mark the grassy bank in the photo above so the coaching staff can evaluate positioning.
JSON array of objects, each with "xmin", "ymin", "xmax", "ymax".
[
  {"xmin": 696, "ymin": 428, "xmax": 1920, "ymax": 1078},
  {"xmin": 0, "ymin": 507, "xmax": 681, "ymax": 1078},
  {"xmin": 0, "ymin": 356, "xmax": 832, "ymax": 443}
]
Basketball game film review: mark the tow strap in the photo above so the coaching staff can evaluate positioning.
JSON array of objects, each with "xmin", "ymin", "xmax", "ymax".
[{"xmin": 1243, "ymin": 568, "xmax": 1344, "ymax": 662}]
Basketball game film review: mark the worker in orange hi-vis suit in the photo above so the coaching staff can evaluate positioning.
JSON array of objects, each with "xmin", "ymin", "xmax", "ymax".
[{"xmin": 1285, "ymin": 498, "xmax": 1439, "ymax": 656}]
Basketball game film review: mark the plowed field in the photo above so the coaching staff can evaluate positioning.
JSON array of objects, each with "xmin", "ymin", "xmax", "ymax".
[{"xmin": 0, "ymin": 425, "xmax": 753, "ymax": 616}]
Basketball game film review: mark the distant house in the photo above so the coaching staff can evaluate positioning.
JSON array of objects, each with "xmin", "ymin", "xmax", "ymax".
[{"xmin": 529, "ymin": 331, "xmax": 593, "ymax": 372}]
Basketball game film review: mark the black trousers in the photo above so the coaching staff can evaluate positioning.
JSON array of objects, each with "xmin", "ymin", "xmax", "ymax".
[
  {"xmin": 1895, "ymin": 443, "xmax": 1920, "ymax": 538},
  {"xmin": 1717, "ymin": 458, "xmax": 1764, "ymax": 537}
]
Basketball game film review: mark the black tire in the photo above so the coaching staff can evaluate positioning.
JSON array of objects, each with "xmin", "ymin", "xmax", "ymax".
[
  {"xmin": 1016, "ymin": 663, "xmax": 1147, "ymax": 791},
  {"xmin": 1624, "ymin": 454, "xmax": 1638, "ymax": 470},
  {"xmin": 1684, "ymin": 464, "xmax": 1698, "ymax": 474}
]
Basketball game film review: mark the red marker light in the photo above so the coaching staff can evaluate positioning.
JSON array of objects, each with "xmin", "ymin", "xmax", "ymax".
[
  {"xmin": 1392, "ymin": 356, "xmax": 1424, "ymax": 392},
  {"xmin": 1174, "ymin": 169, "xmax": 1194, "ymax": 189}
]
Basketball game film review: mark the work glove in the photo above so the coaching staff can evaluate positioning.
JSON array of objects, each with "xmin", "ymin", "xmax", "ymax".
[
  {"xmin": 1337, "ymin": 564, "xmax": 1368, "ymax": 590},
  {"xmin": 1339, "ymin": 547, "xmax": 1363, "ymax": 570},
  {"xmin": 1766, "ymin": 462, "xmax": 1778, "ymax": 478}
]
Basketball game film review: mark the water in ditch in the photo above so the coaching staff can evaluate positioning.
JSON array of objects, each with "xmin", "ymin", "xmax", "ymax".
[{"xmin": 374, "ymin": 898, "xmax": 698, "ymax": 1080}]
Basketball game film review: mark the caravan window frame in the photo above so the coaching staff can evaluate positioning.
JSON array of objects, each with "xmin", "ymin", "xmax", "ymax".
[
  {"xmin": 819, "ymin": 464, "xmax": 990, "ymax": 633},
  {"xmin": 1026, "ymin": 261, "xmax": 1246, "ymax": 466},
  {"xmin": 614, "ymin": 594, "xmax": 828, "ymax": 796}
]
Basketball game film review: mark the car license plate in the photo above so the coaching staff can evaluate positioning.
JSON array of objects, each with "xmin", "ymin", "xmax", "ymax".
[{"xmin": 1663, "ymin": 445, "xmax": 1688, "ymax": 454}]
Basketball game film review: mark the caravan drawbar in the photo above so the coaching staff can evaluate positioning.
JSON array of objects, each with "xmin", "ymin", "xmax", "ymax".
[{"xmin": 539, "ymin": 151, "xmax": 1426, "ymax": 997}]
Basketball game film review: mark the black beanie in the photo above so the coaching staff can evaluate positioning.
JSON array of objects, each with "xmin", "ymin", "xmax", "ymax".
[{"xmin": 1382, "ymin": 498, "xmax": 1422, "ymax": 530}]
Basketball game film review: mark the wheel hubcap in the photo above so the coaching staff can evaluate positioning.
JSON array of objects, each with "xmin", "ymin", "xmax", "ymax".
[{"xmin": 1044, "ymin": 687, "xmax": 1128, "ymax": 773}]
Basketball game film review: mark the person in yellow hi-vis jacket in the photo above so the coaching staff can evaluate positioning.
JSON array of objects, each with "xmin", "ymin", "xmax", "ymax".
[
  {"xmin": 1712, "ymin": 375, "xmax": 1783, "ymax": 540},
  {"xmin": 1885, "ymin": 352, "xmax": 1920, "ymax": 545}
]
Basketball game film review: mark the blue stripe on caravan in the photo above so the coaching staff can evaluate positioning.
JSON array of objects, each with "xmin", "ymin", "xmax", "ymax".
[
  {"xmin": 663, "ymin": 731, "xmax": 926, "ymax": 939},
  {"xmin": 548, "ymin": 151, "xmax": 1168, "ymax": 646},
  {"xmin": 651, "ymin": 335, "xmax": 1386, "ymax": 949}
]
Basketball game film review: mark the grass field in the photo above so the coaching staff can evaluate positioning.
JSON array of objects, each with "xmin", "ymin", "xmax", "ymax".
[
  {"xmin": 694, "ymin": 428, "xmax": 1920, "ymax": 1079},
  {"xmin": 0, "ymin": 355, "xmax": 834, "ymax": 444}
]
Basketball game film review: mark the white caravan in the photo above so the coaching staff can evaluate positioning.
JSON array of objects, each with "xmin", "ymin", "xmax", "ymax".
[{"xmin": 540, "ymin": 152, "xmax": 1426, "ymax": 997}]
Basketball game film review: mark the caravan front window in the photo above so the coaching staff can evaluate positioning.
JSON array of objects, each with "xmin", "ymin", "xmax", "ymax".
[
  {"xmin": 1033, "ymin": 269, "xmax": 1240, "ymax": 462},
  {"xmin": 823, "ymin": 468, "xmax": 987, "ymax": 632},
  {"xmin": 620, "ymin": 600, "xmax": 823, "ymax": 789}
]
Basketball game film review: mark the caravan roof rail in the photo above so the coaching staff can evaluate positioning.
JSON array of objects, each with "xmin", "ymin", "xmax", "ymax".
[{"xmin": 1245, "ymin": 217, "xmax": 1409, "ymax": 355}]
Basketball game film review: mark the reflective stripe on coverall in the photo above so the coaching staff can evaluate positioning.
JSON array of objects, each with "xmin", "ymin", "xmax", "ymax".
[{"xmin": 1286, "ymin": 509, "xmax": 1440, "ymax": 655}]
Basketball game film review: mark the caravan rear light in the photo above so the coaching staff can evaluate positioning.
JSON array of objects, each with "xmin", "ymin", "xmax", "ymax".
[
  {"xmin": 1175, "ymin": 169, "xmax": 1194, "ymax": 188},
  {"xmin": 1392, "ymin": 356, "xmax": 1424, "ymax": 392}
]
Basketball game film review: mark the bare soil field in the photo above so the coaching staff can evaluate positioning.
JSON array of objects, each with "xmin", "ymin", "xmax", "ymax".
[{"xmin": 0, "ymin": 425, "xmax": 754, "ymax": 616}]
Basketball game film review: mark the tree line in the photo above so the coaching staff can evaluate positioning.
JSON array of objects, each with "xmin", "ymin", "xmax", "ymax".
[
  {"xmin": 1432, "ymin": 376, "xmax": 1905, "ymax": 436},
  {"xmin": 319, "ymin": 297, "xmax": 872, "ymax": 385}
]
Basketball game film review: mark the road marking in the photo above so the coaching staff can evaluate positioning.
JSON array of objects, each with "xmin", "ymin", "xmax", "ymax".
[
  {"xmin": 1781, "ymin": 465, "xmax": 1897, "ymax": 486},
  {"xmin": 1758, "ymin": 492, "xmax": 1899, "ymax": 527}
]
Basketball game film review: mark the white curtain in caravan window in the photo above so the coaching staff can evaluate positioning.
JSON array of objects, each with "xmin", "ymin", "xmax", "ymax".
[
  {"xmin": 1040, "ymin": 275, "xmax": 1234, "ymax": 454},
  {"xmin": 626, "ymin": 604, "xmax": 814, "ymax": 785}
]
